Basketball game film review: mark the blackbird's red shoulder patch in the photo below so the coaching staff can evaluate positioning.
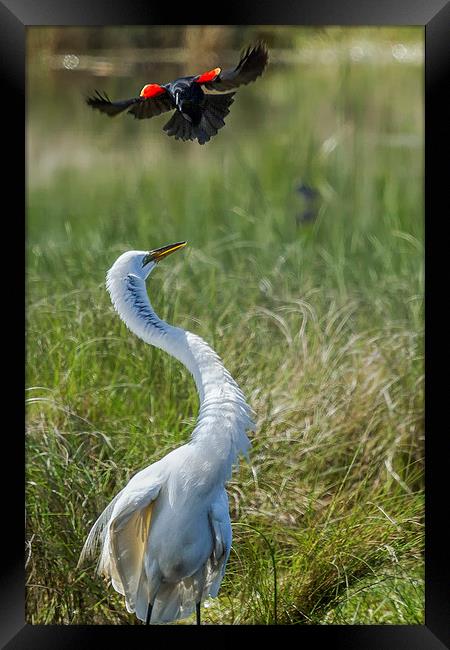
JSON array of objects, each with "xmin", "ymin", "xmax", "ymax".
[
  {"xmin": 195, "ymin": 67, "xmax": 221, "ymax": 84},
  {"xmin": 140, "ymin": 84, "xmax": 166, "ymax": 98}
]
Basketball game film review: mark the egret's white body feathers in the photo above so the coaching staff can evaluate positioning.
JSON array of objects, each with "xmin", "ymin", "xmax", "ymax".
[{"xmin": 79, "ymin": 250, "xmax": 254, "ymax": 623}]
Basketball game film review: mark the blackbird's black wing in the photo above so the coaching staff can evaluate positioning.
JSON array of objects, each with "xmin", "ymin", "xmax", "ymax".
[
  {"xmin": 86, "ymin": 91, "xmax": 137, "ymax": 116},
  {"xmin": 86, "ymin": 90, "xmax": 175, "ymax": 119},
  {"xmin": 200, "ymin": 42, "xmax": 268, "ymax": 93},
  {"xmin": 128, "ymin": 93, "xmax": 175, "ymax": 120}
]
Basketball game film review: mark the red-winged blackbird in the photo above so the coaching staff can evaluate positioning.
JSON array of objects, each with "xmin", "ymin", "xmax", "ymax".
[{"xmin": 86, "ymin": 42, "xmax": 268, "ymax": 145}]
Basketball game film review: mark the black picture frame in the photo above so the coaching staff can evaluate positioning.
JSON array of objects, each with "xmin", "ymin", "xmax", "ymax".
[{"xmin": 3, "ymin": 0, "xmax": 448, "ymax": 647}]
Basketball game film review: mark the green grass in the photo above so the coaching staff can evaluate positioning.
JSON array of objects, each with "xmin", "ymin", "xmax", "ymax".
[{"xmin": 26, "ymin": 27, "xmax": 424, "ymax": 624}]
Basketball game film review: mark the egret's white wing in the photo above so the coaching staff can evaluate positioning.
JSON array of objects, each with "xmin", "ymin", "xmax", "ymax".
[
  {"xmin": 79, "ymin": 464, "xmax": 163, "ymax": 614},
  {"xmin": 204, "ymin": 491, "xmax": 232, "ymax": 598},
  {"xmin": 147, "ymin": 491, "xmax": 232, "ymax": 623},
  {"xmin": 107, "ymin": 470, "xmax": 163, "ymax": 612},
  {"xmin": 78, "ymin": 489, "xmax": 120, "ymax": 566}
]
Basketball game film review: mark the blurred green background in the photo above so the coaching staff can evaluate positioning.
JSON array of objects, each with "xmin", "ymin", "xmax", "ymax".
[{"xmin": 26, "ymin": 26, "xmax": 424, "ymax": 625}]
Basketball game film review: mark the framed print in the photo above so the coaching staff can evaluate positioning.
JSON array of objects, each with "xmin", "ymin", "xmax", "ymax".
[{"xmin": 1, "ymin": 0, "xmax": 448, "ymax": 647}]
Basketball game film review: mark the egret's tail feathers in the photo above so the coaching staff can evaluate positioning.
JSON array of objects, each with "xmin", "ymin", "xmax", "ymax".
[
  {"xmin": 133, "ymin": 560, "xmax": 224, "ymax": 624},
  {"xmin": 140, "ymin": 579, "xmax": 197, "ymax": 624}
]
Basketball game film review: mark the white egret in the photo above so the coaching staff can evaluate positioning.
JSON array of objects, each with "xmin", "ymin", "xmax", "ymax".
[{"xmin": 78, "ymin": 242, "xmax": 255, "ymax": 625}]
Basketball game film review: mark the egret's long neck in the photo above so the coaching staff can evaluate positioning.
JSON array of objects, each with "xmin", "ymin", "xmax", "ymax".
[{"xmin": 107, "ymin": 272, "xmax": 254, "ymax": 477}]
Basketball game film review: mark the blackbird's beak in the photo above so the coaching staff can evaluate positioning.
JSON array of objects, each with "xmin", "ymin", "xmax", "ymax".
[{"xmin": 142, "ymin": 242, "xmax": 187, "ymax": 267}]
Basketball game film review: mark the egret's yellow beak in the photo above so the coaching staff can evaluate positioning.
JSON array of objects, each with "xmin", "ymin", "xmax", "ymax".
[{"xmin": 142, "ymin": 241, "xmax": 187, "ymax": 266}]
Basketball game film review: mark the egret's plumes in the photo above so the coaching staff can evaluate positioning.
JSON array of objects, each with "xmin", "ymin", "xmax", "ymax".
[{"xmin": 79, "ymin": 245, "xmax": 255, "ymax": 624}]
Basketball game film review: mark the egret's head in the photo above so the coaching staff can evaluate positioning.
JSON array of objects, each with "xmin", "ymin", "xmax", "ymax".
[{"xmin": 108, "ymin": 242, "xmax": 187, "ymax": 282}]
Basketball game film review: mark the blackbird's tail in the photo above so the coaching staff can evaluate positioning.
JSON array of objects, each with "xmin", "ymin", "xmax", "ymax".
[
  {"xmin": 163, "ymin": 93, "xmax": 235, "ymax": 145},
  {"xmin": 198, "ymin": 93, "xmax": 235, "ymax": 144}
]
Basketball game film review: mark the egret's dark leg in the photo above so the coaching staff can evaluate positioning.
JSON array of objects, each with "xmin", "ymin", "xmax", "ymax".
[
  {"xmin": 146, "ymin": 603, "xmax": 153, "ymax": 625},
  {"xmin": 196, "ymin": 602, "xmax": 201, "ymax": 625}
]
